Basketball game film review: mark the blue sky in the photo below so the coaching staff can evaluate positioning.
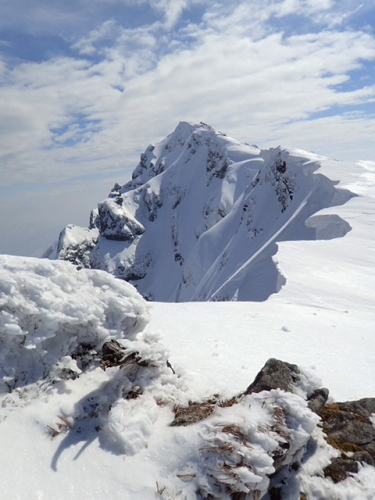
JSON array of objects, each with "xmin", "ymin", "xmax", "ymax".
[{"xmin": 1, "ymin": 0, "xmax": 375, "ymax": 256}]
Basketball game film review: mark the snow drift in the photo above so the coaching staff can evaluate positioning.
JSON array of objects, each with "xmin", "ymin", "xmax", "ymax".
[
  {"xmin": 0, "ymin": 255, "xmax": 148, "ymax": 392},
  {"xmin": 45, "ymin": 122, "xmax": 353, "ymax": 302}
]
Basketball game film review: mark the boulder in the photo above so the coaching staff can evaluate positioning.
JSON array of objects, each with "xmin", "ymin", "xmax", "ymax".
[
  {"xmin": 321, "ymin": 401, "xmax": 375, "ymax": 461},
  {"xmin": 246, "ymin": 360, "xmax": 375, "ymax": 488},
  {"xmin": 245, "ymin": 358, "xmax": 301, "ymax": 394}
]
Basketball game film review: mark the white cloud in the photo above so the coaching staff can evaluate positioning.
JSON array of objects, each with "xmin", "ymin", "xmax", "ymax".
[
  {"xmin": 264, "ymin": 112, "xmax": 375, "ymax": 160},
  {"xmin": 0, "ymin": 0, "xmax": 375, "ymax": 191},
  {"xmin": 72, "ymin": 20, "xmax": 122, "ymax": 56},
  {"xmin": 275, "ymin": 0, "xmax": 334, "ymax": 17},
  {"xmin": 149, "ymin": 0, "xmax": 189, "ymax": 29}
]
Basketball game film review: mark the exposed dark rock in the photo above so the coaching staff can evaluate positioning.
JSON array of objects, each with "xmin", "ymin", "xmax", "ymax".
[
  {"xmin": 329, "ymin": 420, "xmax": 375, "ymax": 447},
  {"xmin": 320, "ymin": 403, "xmax": 375, "ymax": 448},
  {"xmin": 363, "ymin": 442, "xmax": 375, "ymax": 460},
  {"xmin": 71, "ymin": 342, "xmax": 98, "ymax": 370},
  {"xmin": 100, "ymin": 340, "xmax": 144, "ymax": 371},
  {"xmin": 230, "ymin": 493, "xmax": 246, "ymax": 500},
  {"xmin": 336, "ymin": 398, "xmax": 375, "ymax": 418},
  {"xmin": 352, "ymin": 451, "xmax": 374, "ymax": 467},
  {"xmin": 108, "ymin": 182, "xmax": 122, "ymax": 198},
  {"xmin": 170, "ymin": 401, "xmax": 215, "ymax": 427},
  {"xmin": 245, "ymin": 361, "xmax": 375, "ymax": 476},
  {"xmin": 245, "ymin": 358, "xmax": 300, "ymax": 394},
  {"xmin": 268, "ymin": 487, "xmax": 282, "ymax": 500},
  {"xmin": 307, "ymin": 388, "xmax": 329, "ymax": 414},
  {"xmin": 323, "ymin": 457, "xmax": 359, "ymax": 483},
  {"xmin": 266, "ymin": 152, "xmax": 295, "ymax": 212},
  {"xmin": 117, "ymin": 253, "xmax": 153, "ymax": 282},
  {"xmin": 97, "ymin": 199, "xmax": 145, "ymax": 241},
  {"xmin": 89, "ymin": 208, "xmax": 100, "ymax": 229},
  {"xmin": 243, "ymin": 359, "xmax": 375, "ymax": 491},
  {"xmin": 49, "ymin": 224, "xmax": 98, "ymax": 269},
  {"xmin": 143, "ymin": 189, "xmax": 163, "ymax": 222},
  {"xmin": 100, "ymin": 340, "xmax": 128, "ymax": 370},
  {"xmin": 318, "ymin": 398, "xmax": 375, "ymax": 484}
]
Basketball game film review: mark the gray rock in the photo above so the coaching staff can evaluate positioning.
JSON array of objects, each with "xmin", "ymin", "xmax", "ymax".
[
  {"xmin": 324, "ymin": 457, "xmax": 359, "ymax": 483},
  {"xmin": 329, "ymin": 420, "xmax": 375, "ymax": 447},
  {"xmin": 307, "ymin": 387, "xmax": 329, "ymax": 414},
  {"xmin": 363, "ymin": 442, "xmax": 375, "ymax": 461},
  {"xmin": 337, "ymin": 398, "xmax": 375, "ymax": 418},
  {"xmin": 44, "ymin": 224, "xmax": 99, "ymax": 269},
  {"xmin": 170, "ymin": 401, "xmax": 214, "ymax": 427},
  {"xmin": 245, "ymin": 361, "xmax": 375, "ymax": 490},
  {"xmin": 321, "ymin": 401, "xmax": 375, "ymax": 447},
  {"xmin": 245, "ymin": 358, "xmax": 300, "ymax": 394},
  {"xmin": 352, "ymin": 451, "xmax": 374, "ymax": 467}
]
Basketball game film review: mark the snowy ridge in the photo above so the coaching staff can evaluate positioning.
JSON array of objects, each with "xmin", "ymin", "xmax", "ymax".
[{"xmin": 45, "ymin": 122, "xmax": 353, "ymax": 302}]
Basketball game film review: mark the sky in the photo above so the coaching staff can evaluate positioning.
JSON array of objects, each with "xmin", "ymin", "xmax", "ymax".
[{"xmin": 1, "ymin": 0, "xmax": 375, "ymax": 256}]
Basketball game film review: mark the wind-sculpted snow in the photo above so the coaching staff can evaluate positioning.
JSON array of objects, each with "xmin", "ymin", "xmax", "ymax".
[
  {"xmin": 0, "ymin": 255, "xmax": 148, "ymax": 392},
  {"xmin": 46, "ymin": 122, "xmax": 353, "ymax": 302}
]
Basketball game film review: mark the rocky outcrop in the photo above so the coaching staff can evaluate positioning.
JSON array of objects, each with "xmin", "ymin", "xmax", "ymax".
[
  {"xmin": 245, "ymin": 358, "xmax": 302, "ymax": 394},
  {"xmin": 320, "ymin": 399, "xmax": 375, "ymax": 483},
  {"xmin": 42, "ymin": 224, "xmax": 99, "ymax": 268},
  {"xmin": 141, "ymin": 357, "xmax": 375, "ymax": 498},
  {"xmin": 307, "ymin": 387, "xmax": 329, "ymax": 414},
  {"xmin": 167, "ymin": 387, "xmax": 317, "ymax": 499},
  {"xmin": 97, "ymin": 198, "xmax": 145, "ymax": 241},
  {"xmin": 244, "ymin": 359, "xmax": 375, "ymax": 495}
]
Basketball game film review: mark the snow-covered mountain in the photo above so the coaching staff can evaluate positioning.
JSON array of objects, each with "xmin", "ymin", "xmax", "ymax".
[
  {"xmin": 45, "ymin": 122, "xmax": 353, "ymax": 302},
  {"xmin": 1, "ymin": 121, "xmax": 375, "ymax": 499}
]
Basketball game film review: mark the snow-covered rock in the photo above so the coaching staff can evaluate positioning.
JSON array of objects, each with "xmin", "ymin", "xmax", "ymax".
[
  {"xmin": 47, "ymin": 122, "xmax": 353, "ymax": 302},
  {"xmin": 43, "ymin": 224, "xmax": 99, "ymax": 268},
  {"xmin": 0, "ymin": 255, "xmax": 148, "ymax": 392},
  {"xmin": 96, "ymin": 198, "xmax": 145, "ymax": 241}
]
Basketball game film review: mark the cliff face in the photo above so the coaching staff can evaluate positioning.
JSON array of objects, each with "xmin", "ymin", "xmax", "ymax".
[{"xmin": 45, "ymin": 122, "xmax": 352, "ymax": 301}]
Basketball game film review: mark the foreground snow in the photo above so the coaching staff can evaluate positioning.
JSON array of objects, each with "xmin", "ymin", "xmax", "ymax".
[{"xmin": 0, "ymin": 256, "xmax": 148, "ymax": 393}]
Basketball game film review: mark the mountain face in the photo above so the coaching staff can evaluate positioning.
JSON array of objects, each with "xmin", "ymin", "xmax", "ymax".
[{"xmin": 45, "ymin": 122, "xmax": 353, "ymax": 302}]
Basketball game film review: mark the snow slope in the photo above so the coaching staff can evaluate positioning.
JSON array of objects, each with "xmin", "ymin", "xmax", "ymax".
[
  {"xmin": 150, "ymin": 156, "xmax": 375, "ymax": 403},
  {"xmin": 45, "ymin": 122, "xmax": 353, "ymax": 302}
]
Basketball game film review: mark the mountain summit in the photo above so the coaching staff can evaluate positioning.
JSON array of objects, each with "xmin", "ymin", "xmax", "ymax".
[{"xmin": 45, "ymin": 122, "xmax": 352, "ymax": 302}]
